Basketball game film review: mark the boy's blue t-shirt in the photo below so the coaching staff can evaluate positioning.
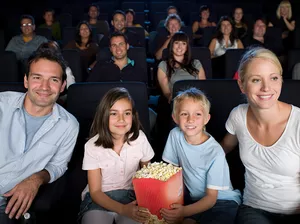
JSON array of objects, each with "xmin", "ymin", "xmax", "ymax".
[{"xmin": 162, "ymin": 127, "xmax": 241, "ymax": 204}]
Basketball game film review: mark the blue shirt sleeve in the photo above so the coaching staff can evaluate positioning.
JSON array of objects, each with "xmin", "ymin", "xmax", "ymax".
[
  {"xmin": 162, "ymin": 128, "xmax": 179, "ymax": 166},
  {"xmin": 206, "ymin": 154, "xmax": 231, "ymax": 190}
]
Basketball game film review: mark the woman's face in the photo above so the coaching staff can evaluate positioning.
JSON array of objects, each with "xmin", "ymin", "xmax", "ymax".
[
  {"xmin": 280, "ymin": 5, "xmax": 289, "ymax": 17},
  {"xmin": 220, "ymin": 20, "xmax": 232, "ymax": 35},
  {"xmin": 172, "ymin": 40, "xmax": 187, "ymax": 57},
  {"xmin": 126, "ymin": 12, "xmax": 134, "ymax": 24},
  {"xmin": 234, "ymin": 8, "xmax": 243, "ymax": 22},
  {"xmin": 167, "ymin": 19, "xmax": 181, "ymax": 35},
  {"xmin": 201, "ymin": 10, "xmax": 210, "ymax": 20},
  {"xmin": 239, "ymin": 58, "xmax": 282, "ymax": 110},
  {"xmin": 79, "ymin": 24, "xmax": 91, "ymax": 38}
]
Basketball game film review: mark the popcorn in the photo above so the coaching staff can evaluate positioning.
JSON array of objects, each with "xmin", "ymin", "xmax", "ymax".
[
  {"xmin": 133, "ymin": 162, "xmax": 184, "ymax": 222},
  {"xmin": 134, "ymin": 162, "xmax": 182, "ymax": 181}
]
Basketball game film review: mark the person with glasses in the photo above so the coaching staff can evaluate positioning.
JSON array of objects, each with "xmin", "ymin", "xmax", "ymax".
[{"xmin": 5, "ymin": 15, "xmax": 48, "ymax": 66}]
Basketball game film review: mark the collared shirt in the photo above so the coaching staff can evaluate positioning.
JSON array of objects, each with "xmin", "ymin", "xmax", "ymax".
[
  {"xmin": 0, "ymin": 92, "xmax": 79, "ymax": 206},
  {"xmin": 5, "ymin": 34, "xmax": 48, "ymax": 61},
  {"xmin": 81, "ymin": 130, "xmax": 154, "ymax": 199}
]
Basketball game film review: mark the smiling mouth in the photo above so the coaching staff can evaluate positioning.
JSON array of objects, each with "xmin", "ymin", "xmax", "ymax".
[
  {"xmin": 185, "ymin": 126, "xmax": 196, "ymax": 129},
  {"xmin": 258, "ymin": 95, "xmax": 273, "ymax": 100}
]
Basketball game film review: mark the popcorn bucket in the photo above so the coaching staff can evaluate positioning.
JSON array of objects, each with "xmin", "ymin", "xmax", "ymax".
[{"xmin": 133, "ymin": 167, "xmax": 184, "ymax": 221}]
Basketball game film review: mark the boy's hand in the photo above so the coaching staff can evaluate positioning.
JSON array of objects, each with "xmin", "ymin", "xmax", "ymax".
[
  {"xmin": 160, "ymin": 204, "xmax": 184, "ymax": 223},
  {"xmin": 121, "ymin": 200, "xmax": 150, "ymax": 223}
]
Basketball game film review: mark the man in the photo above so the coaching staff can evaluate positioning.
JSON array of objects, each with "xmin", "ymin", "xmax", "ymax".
[
  {"xmin": 87, "ymin": 32, "xmax": 146, "ymax": 83},
  {"xmin": 0, "ymin": 49, "xmax": 79, "ymax": 224},
  {"xmin": 87, "ymin": 3, "xmax": 110, "ymax": 37},
  {"xmin": 157, "ymin": 6, "xmax": 185, "ymax": 28},
  {"xmin": 245, "ymin": 18, "xmax": 283, "ymax": 56},
  {"xmin": 39, "ymin": 8, "xmax": 61, "ymax": 40},
  {"xmin": 6, "ymin": 15, "xmax": 48, "ymax": 63},
  {"xmin": 99, "ymin": 10, "xmax": 142, "ymax": 48}
]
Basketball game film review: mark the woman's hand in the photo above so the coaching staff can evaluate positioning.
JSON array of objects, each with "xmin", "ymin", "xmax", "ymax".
[{"xmin": 121, "ymin": 200, "xmax": 150, "ymax": 223}]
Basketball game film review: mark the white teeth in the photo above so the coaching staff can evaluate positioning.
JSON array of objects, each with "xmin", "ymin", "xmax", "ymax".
[{"xmin": 259, "ymin": 95, "xmax": 271, "ymax": 99}]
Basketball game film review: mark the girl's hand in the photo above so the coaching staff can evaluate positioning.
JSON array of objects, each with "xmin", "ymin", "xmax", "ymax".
[
  {"xmin": 121, "ymin": 200, "xmax": 150, "ymax": 223},
  {"xmin": 160, "ymin": 204, "xmax": 185, "ymax": 224}
]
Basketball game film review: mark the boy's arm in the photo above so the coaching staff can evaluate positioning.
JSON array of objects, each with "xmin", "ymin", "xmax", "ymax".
[
  {"xmin": 161, "ymin": 188, "xmax": 218, "ymax": 222},
  {"xmin": 162, "ymin": 129, "xmax": 179, "ymax": 166}
]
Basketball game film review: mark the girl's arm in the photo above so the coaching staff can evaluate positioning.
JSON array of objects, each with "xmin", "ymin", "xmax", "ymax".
[
  {"xmin": 140, "ymin": 160, "xmax": 151, "ymax": 168},
  {"xmin": 198, "ymin": 67, "xmax": 206, "ymax": 80},
  {"xmin": 160, "ymin": 188, "xmax": 218, "ymax": 222},
  {"xmin": 208, "ymin": 38, "xmax": 217, "ymax": 58},
  {"xmin": 283, "ymin": 18, "xmax": 295, "ymax": 31},
  {"xmin": 192, "ymin": 22, "xmax": 202, "ymax": 39},
  {"xmin": 157, "ymin": 67, "xmax": 172, "ymax": 102},
  {"xmin": 88, "ymin": 169, "xmax": 149, "ymax": 222},
  {"xmin": 221, "ymin": 132, "xmax": 238, "ymax": 154},
  {"xmin": 155, "ymin": 37, "xmax": 171, "ymax": 60}
]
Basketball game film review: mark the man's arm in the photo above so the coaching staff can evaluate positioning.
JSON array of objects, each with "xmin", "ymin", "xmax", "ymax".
[{"xmin": 3, "ymin": 170, "xmax": 50, "ymax": 219}]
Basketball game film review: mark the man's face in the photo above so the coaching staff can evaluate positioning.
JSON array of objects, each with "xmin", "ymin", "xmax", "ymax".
[
  {"xmin": 112, "ymin": 13, "xmax": 126, "ymax": 32},
  {"xmin": 43, "ymin": 12, "xmax": 54, "ymax": 23},
  {"xmin": 110, "ymin": 36, "xmax": 129, "ymax": 60},
  {"xmin": 20, "ymin": 18, "xmax": 35, "ymax": 36},
  {"xmin": 253, "ymin": 20, "xmax": 266, "ymax": 37},
  {"xmin": 88, "ymin": 6, "xmax": 99, "ymax": 19},
  {"xmin": 24, "ymin": 59, "xmax": 66, "ymax": 115},
  {"xmin": 168, "ymin": 8, "xmax": 177, "ymax": 15}
]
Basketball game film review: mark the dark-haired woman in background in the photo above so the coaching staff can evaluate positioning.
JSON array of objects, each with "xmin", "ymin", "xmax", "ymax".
[
  {"xmin": 192, "ymin": 5, "xmax": 216, "ymax": 46},
  {"xmin": 233, "ymin": 7, "xmax": 248, "ymax": 40},
  {"xmin": 64, "ymin": 21, "xmax": 98, "ymax": 81},
  {"xmin": 125, "ymin": 9, "xmax": 149, "ymax": 37}
]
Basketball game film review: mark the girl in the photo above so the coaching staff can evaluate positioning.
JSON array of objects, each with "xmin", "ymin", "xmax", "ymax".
[
  {"xmin": 79, "ymin": 87, "xmax": 154, "ymax": 224},
  {"xmin": 232, "ymin": 7, "xmax": 248, "ymax": 40}
]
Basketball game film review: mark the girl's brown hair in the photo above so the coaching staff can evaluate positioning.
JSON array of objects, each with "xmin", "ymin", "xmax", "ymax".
[{"xmin": 90, "ymin": 87, "xmax": 141, "ymax": 148}]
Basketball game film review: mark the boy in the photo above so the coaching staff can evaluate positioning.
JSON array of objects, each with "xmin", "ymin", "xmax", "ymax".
[{"xmin": 161, "ymin": 88, "xmax": 241, "ymax": 224}]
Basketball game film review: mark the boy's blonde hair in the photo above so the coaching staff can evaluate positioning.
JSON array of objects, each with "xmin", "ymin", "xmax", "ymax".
[
  {"xmin": 276, "ymin": 1, "xmax": 292, "ymax": 20},
  {"xmin": 173, "ymin": 87, "xmax": 211, "ymax": 117}
]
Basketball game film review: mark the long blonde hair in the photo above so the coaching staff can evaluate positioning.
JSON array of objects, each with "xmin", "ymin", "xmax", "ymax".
[{"xmin": 276, "ymin": 1, "xmax": 292, "ymax": 20}]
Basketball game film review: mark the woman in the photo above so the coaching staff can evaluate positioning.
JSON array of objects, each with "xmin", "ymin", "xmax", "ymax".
[
  {"xmin": 192, "ymin": 5, "xmax": 216, "ymax": 44},
  {"xmin": 155, "ymin": 14, "xmax": 183, "ymax": 60},
  {"xmin": 157, "ymin": 31, "xmax": 206, "ymax": 102},
  {"xmin": 222, "ymin": 47, "xmax": 300, "ymax": 224},
  {"xmin": 268, "ymin": 0, "xmax": 295, "ymax": 50},
  {"xmin": 125, "ymin": 9, "xmax": 149, "ymax": 37},
  {"xmin": 64, "ymin": 21, "xmax": 98, "ymax": 81},
  {"xmin": 209, "ymin": 16, "xmax": 244, "ymax": 58},
  {"xmin": 233, "ymin": 7, "xmax": 248, "ymax": 40}
]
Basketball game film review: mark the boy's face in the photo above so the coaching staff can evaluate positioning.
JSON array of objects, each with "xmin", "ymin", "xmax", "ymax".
[{"xmin": 173, "ymin": 98, "xmax": 210, "ymax": 143}]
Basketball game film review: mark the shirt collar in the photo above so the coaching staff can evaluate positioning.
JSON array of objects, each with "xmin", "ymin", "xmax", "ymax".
[{"xmin": 111, "ymin": 57, "xmax": 135, "ymax": 67}]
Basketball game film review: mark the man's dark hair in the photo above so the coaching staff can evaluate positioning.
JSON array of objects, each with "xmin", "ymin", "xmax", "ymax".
[
  {"xmin": 89, "ymin": 3, "xmax": 100, "ymax": 12},
  {"xmin": 167, "ymin": 5, "xmax": 177, "ymax": 13},
  {"xmin": 20, "ymin": 14, "xmax": 35, "ymax": 25},
  {"xmin": 109, "ymin": 31, "xmax": 129, "ymax": 46},
  {"xmin": 43, "ymin": 8, "xmax": 55, "ymax": 15},
  {"xmin": 112, "ymin": 10, "xmax": 126, "ymax": 20},
  {"xmin": 26, "ymin": 48, "xmax": 67, "ymax": 82}
]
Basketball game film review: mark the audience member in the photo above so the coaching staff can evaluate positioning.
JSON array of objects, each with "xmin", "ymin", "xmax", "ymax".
[
  {"xmin": 232, "ymin": 7, "xmax": 248, "ymax": 40},
  {"xmin": 125, "ymin": 9, "xmax": 149, "ymax": 37},
  {"xmin": 0, "ymin": 48, "xmax": 79, "ymax": 224},
  {"xmin": 222, "ymin": 47, "xmax": 300, "ymax": 224},
  {"xmin": 192, "ymin": 5, "xmax": 216, "ymax": 45},
  {"xmin": 5, "ymin": 15, "xmax": 48, "ymax": 68},
  {"xmin": 78, "ymin": 87, "xmax": 154, "ymax": 224},
  {"xmin": 87, "ymin": 32, "xmax": 145, "ymax": 82},
  {"xmin": 39, "ymin": 8, "xmax": 61, "ymax": 41},
  {"xmin": 87, "ymin": 3, "xmax": 110, "ymax": 38},
  {"xmin": 161, "ymin": 87, "xmax": 241, "ymax": 224},
  {"xmin": 64, "ymin": 21, "xmax": 98, "ymax": 81}
]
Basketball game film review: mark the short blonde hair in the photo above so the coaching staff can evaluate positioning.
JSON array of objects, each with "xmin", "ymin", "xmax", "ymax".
[
  {"xmin": 164, "ymin": 14, "xmax": 182, "ymax": 29},
  {"xmin": 173, "ymin": 87, "xmax": 211, "ymax": 117},
  {"xmin": 276, "ymin": 1, "xmax": 292, "ymax": 20},
  {"xmin": 238, "ymin": 47, "xmax": 282, "ymax": 84}
]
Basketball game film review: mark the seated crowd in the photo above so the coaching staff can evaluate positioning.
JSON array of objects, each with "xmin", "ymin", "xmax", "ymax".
[{"xmin": 1, "ymin": 1, "xmax": 300, "ymax": 224}]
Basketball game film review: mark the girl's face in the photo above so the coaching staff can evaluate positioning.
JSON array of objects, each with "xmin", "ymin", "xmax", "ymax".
[
  {"xmin": 221, "ymin": 20, "xmax": 232, "ymax": 35},
  {"xmin": 172, "ymin": 40, "xmax": 187, "ymax": 57},
  {"xmin": 239, "ymin": 58, "xmax": 282, "ymax": 110},
  {"xmin": 234, "ymin": 8, "xmax": 243, "ymax": 22},
  {"xmin": 79, "ymin": 24, "xmax": 91, "ymax": 38},
  {"xmin": 109, "ymin": 98, "xmax": 133, "ymax": 140}
]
